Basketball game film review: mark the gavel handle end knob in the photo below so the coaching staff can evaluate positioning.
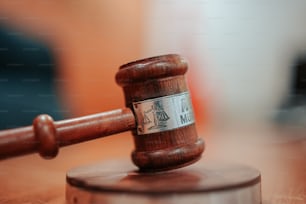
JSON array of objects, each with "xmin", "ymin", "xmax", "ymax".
[{"xmin": 33, "ymin": 114, "xmax": 59, "ymax": 159}]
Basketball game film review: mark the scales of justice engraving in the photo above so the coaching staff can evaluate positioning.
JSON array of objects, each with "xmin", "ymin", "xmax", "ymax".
[
  {"xmin": 143, "ymin": 101, "xmax": 170, "ymax": 130},
  {"xmin": 133, "ymin": 92, "xmax": 195, "ymax": 134}
]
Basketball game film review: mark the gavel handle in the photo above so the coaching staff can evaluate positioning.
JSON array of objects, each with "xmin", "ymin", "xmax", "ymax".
[{"xmin": 0, "ymin": 108, "xmax": 136, "ymax": 160}]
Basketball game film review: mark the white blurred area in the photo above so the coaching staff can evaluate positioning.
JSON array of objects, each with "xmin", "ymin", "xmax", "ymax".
[
  {"xmin": 143, "ymin": 0, "xmax": 306, "ymax": 125},
  {"xmin": 142, "ymin": 4, "xmax": 306, "ymax": 202}
]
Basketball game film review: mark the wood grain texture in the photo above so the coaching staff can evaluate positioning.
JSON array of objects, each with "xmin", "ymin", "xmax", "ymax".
[
  {"xmin": 0, "ymin": 126, "xmax": 305, "ymax": 203},
  {"xmin": 0, "ymin": 54, "xmax": 204, "ymax": 172},
  {"xmin": 66, "ymin": 161, "xmax": 261, "ymax": 194},
  {"xmin": 116, "ymin": 54, "xmax": 204, "ymax": 171},
  {"xmin": 66, "ymin": 160, "xmax": 261, "ymax": 204},
  {"xmin": 0, "ymin": 108, "xmax": 135, "ymax": 159}
]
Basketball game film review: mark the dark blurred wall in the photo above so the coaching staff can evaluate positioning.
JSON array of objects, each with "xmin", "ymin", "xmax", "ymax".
[{"xmin": 0, "ymin": 26, "xmax": 62, "ymax": 129}]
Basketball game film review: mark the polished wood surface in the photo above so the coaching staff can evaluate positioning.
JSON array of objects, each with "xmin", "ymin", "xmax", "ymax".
[
  {"xmin": 0, "ymin": 108, "xmax": 135, "ymax": 159},
  {"xmin": 66, "ymin": 160, "xmax": 261, "ymax": 204},
  {"xmin": 116, "ymin": 54, "xmax": 204, "ymax": 171},
  {"xmin": 66, "ymin": 160, "xmax": 260, "ymax": 194},
  {"xmin": 0, "ymin": 125, "xmax": 305, "ymax": 203}
]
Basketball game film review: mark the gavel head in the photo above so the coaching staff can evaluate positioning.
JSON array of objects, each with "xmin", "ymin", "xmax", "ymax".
[{"xmin": 116, "ymin": 54, "xmax": 205, "ymax": 171}]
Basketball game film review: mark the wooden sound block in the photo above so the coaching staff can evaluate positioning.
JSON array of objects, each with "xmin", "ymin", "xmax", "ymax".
[{"xmin": 66, "ymin": 160, "xmax": 261, "ymax": 204}]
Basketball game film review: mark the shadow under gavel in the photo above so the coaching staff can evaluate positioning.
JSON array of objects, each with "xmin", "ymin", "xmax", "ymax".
[{"xmin": 0, "ymin": 54, "xmax": 205, "ymax": 172}]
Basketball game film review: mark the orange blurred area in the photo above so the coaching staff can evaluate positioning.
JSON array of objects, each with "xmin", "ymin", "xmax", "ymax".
[
  {"xmin": 0, "ymin": 0, "xmax": 144, "ymax": 116},
  {"xmin": 0, "ymin": 0, "xmax": 209, "ymax": 123}
]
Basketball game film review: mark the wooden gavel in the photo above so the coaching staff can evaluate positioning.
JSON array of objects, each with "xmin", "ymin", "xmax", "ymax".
[{"xmin": 0, "ymin": 54, "xmax": 205, "ymax": 171}]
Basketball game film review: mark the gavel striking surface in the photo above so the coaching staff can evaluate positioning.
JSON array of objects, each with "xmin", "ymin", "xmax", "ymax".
[{"xmin": 66, "ymin": 160, "xmax": 261, "ymax": 204}]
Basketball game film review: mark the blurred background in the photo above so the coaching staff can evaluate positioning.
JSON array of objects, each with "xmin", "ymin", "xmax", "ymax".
[{"xmin": 0, "ymin": 0, "xmax": 306, "ymax": 203}]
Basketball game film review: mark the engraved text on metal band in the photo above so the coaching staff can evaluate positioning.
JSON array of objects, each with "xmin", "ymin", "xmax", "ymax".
[{"xmin": 132, "ymin": 92, "xmax": 195, "ymax": 135}]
